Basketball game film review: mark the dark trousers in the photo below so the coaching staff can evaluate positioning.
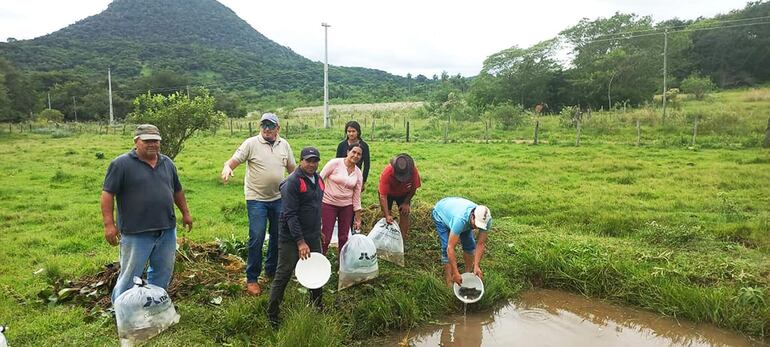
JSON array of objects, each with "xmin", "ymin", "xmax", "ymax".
[{"xmin": 267, "ymin": 237, "xmax": 323, "ymax": 323}]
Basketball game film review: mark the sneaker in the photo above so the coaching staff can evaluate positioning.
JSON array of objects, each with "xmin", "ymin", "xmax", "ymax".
[{"xmin": 246, "ymin": 282, "xmax": 262, "ymax": 296}]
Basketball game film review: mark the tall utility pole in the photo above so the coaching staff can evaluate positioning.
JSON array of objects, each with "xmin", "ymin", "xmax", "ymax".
[
  {"xmin": 108, "ymin": 67, "xmax": 114, "ymax": 125},
  {"xmin": 662, "ymin": 29, "xmax": 668, "ymax": 123},
  {"xmin": 72, "ymin": 96, "xmax": 78, "ymax": 122},
  {"xmin": 322, "ymin": 22, "xmax": 331, "ymax": 128}
]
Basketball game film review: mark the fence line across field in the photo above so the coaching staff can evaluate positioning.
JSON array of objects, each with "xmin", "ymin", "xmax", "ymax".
[{"xmin": 2, "ymin": 110, "xmax": 768, "ymax": 148}]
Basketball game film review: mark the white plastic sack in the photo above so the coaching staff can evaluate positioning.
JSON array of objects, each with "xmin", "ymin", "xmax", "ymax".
[
  {"xmin": 115, "ymin": 277, "xmax": 180, "ymax": 347},
  {"xmin": 0, "ymin": 325, "xmax": 7, "ymax": 347},
  {"xmin": 338, "ymin": 233, "xmax": 379, "ymax": 290},
  {"xmin": 367, "ymin": 218, "xmax": 405, "ymax": 267},
  {"xmin": 329, "ymin": 220, "xmax": 353, "ymax": 248}
]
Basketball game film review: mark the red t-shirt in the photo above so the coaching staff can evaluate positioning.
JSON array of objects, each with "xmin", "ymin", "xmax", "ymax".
[{"xmin": 378, "ymin": 164, "xmax": 421, "ymax": 197}]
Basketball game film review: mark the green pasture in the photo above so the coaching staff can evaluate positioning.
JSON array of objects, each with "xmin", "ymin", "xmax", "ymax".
[{"xmin": 0, "ymin": 92, "xmax": 769, "ymax": 345}]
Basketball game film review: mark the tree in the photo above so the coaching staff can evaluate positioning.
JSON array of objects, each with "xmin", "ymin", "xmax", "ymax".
[
  {"xmin": 691, "ymin": 2, "xmax": 770, "ymax": 87},
  {"xmin": 560, "ymin": 13, "xmax": 661, "ymax": 107},
  {"xmin": 0, "ymin": 57, "xmax": 38, "ymax": 122},
  {"xmin": 681, "ymin": 74, "xmax": 716, "ymax": 100},
  {"xmin": 475, "ymin": 39, "xmax": 562, "ymax": 108},
  {"xmin": 128, "ymin": 90, "xmax": 225, "ymax": 159}
]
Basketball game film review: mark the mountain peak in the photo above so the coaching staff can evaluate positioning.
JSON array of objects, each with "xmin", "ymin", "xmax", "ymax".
[{"xmin": 48, "ymin": 0, "xmax": 284, "ymax": 53}]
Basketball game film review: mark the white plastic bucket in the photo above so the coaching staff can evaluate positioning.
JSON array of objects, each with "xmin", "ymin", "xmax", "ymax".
[{"xmin": 453, "ymin": 273, "xmax": 485, "ymax": 303}]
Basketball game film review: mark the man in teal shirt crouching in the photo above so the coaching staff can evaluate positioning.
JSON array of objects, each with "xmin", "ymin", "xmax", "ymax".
[{"xmin": 432, "ymin": 197, "xmax": 492, "ymax": 287}]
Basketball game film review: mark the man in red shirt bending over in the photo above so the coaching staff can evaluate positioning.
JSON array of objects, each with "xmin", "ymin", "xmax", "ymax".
[{"xmin": 378, "ymin": 153, "xmax": 421, "ymax": 238}]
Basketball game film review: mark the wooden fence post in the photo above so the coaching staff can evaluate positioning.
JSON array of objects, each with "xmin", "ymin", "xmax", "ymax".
[
  {"xmin": 692, "ymin": 115, "xmax": 699, "ymax": 146},
  {"xmin": 763, "ymin": 117, "xmax": 770, "ymax": 148},
  {"xmin": 230, "ymin": 118, "xmax": 233, "ymax": 136},
  {"xmin": 636, "ymin": 119, "xmax": 641, "ymax": 147},
  {"xmin": 371, "ymin": 119, "xmax": 376, "ymax": 141},
  {"xmin": 575, "ymin": 118, "xmax": 581, "ymax": 146},
  {"xmin": 444, "ymin": 123, "xmax": 448, "ymax": 144},
  {"xmin": 248, "ymin": 122, "xmax": 253, "ymax": 137},
  {"xmin": 406, "ymin": 121, "xmax": 410, "ymax": 142},
  {"xmin": 533, "ymin": 119, "xmax": 540, "ymax": 145}
]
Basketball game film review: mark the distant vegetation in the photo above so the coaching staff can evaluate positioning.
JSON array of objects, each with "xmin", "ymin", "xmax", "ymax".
[{"xmin": 0, "ymin": 0, "xmax": 769, "ymax": 129}]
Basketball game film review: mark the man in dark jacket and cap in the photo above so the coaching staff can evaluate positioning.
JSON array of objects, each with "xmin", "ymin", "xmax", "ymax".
[{"xmin": 267, "ymin": 147, "xmax": 324, "ymax": 328}]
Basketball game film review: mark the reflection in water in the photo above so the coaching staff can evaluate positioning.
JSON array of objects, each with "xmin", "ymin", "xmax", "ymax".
[{"xmin": 385, "ymin": 289, "xmax": 768, "ymax": 347}]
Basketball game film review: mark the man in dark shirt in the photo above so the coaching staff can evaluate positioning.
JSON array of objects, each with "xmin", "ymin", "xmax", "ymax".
[
  {"xmin": 267, "ymin": 147, "xmax": 324, "ymax": 329},
  {"xmin": 101, "ymin": 124, "xmax": 193, "ymax": 302},
  {"xmin": 378, "ymin": 153, "xmax": 421, "ymax": 238}
]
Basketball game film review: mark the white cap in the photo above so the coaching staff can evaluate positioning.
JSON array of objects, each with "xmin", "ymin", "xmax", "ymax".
[{"xmin": 473, "ymin": 205, "xmax": 491, "ymax": 230}]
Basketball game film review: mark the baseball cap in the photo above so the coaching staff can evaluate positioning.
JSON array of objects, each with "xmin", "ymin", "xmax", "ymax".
[
  {"xmin": 473, "ymin": 205, "xmax": 492, "ymax": 230},
  {"xmin": 134, "ymin": 124, "xmax": 162, "ymax": 141},
  {"xmin": 260, "ymin": 112, "xmax": 279, "ymax": 125},
  {"xmin": 301, "ymin": 147, "xmax": 321, "ymax": 160},
  {"xmin": 392, "ymin": 154, "xmax": 414, "ymax": 182}
]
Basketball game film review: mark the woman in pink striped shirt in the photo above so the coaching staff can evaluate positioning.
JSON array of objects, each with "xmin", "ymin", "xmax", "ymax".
[{"xmin": 319, "ymin": 143, "xmax": 364, "ymax": 254}]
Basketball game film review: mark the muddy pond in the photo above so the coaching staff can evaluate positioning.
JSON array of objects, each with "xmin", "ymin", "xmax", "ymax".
[{"xmin": 382, "ymin": 289, "xmax": 768, "ymax": 347}]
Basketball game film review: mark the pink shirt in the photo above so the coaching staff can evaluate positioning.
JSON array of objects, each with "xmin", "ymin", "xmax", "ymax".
[{"xmin": 319, "ymin": 158, "xmax": 363, "ymax": 210}]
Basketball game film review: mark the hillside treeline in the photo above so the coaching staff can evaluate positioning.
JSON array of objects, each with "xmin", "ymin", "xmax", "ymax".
[{"xmin": 463, "ymin": 1, "xmax": 770, "ymax": 113}]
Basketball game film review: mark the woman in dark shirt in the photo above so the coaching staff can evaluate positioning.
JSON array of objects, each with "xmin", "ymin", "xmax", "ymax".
[{"xmin": 335, "ymin": 120, "xmax": 370, "ymax": 189}]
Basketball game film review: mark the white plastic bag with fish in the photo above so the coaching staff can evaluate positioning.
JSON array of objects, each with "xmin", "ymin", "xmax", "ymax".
[
  {"xmin": 338, "ymin": 232, "xmax": 379, "ymax": 290},
  {"xmin": 0, "ymin": 324, "xmax": 7, "ymax": 347},
  {"xmin": 114, "ymin": 277, "xmax": 180, "ymax": 347},
  {"xmin": 367, "ymin": 218, "xmax": 404, "ymax": 267}
]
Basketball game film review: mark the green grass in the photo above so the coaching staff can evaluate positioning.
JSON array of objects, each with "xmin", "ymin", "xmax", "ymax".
[{"xmin": 0, "ymin": 90, "xmax": 769, "ymax": 345}]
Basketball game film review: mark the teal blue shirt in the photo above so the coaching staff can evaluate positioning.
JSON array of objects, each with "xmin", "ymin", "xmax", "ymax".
[{"xmin": 433, "ymin": 197, "xmax": 492, "ymax": 235}]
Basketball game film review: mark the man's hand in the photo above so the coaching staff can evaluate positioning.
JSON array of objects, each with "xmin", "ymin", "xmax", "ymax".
[
  {"xmin": 354, "ymin": 218, "xmax": 362, "ymax": 230},
  {"xmin": 181, "ymin": 213, "xmax": 193, "ymax": 232},
  {"xmin": 473, "ymin": 266, "xmax": 484, "ymax": 280},
  {"xmin": 104, "ymin": 224, "xmax": 119, "ymax": 246},
  {"xmin": 385, "ymin": 215, "xmax": 394, "ymax": 225},
  {"xmin": 399, "ymin": 202, "xmax": 411, "ymax": 216},
  {"xmin": 452, "ymin": 271, "xmax": 463, "ymax": 286},
  {"xmin": 297, "ymin": 240, "xmax": 310, "ymax": 260},
  {"xmin": 221, "ymin": 164, "xmax": 234, "ymax": 183}
]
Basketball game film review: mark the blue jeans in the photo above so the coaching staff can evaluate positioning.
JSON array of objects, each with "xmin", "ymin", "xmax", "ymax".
[
  {"xmin": 111, "ymin": 228, "xmax": 177, "ymax": 303},
  {"xmin": 432, "ymin": 209, "xmax": 476, "ymax": 264},
  {"xmin": 246, "ymin": 199, "xmax": 281, "ymax": 282}
]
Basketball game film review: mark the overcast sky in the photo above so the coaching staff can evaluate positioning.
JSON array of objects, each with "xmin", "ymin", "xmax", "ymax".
[{"xmin": 0, "ymin": 0, "xmax": 751, "ymax": 77}]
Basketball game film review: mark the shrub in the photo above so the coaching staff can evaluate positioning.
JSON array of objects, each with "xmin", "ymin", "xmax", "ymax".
[
  {"xmin": 486, "ymin": 103, "xmax": 527, "ymax": 130},
  {"xmin": 128, "ymin": 89, "xmax": 226, "ymax": 159},
  {"xmin": 38, "ymin": 108, "xmax": 64, "ymax": 123},
  {"xmin": 681, "ymin": 74, "xmax": 716, "ymax": 100},
  {"xmin": 558, "ymin": 105, "xmax": 581, "ymax": 128}
]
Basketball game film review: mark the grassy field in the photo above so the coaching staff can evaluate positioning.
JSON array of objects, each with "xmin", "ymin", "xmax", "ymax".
[{"xmin": 0, "ymin": 90, "xmax": 769, "ymax": 345}]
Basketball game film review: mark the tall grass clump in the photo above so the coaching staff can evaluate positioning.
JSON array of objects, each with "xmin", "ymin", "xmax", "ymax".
[
  {"xmin": 274, "ymin": 306, "xmax": 344, "ymax": 347},
  {"xmin": 743, "ymin": 88, "xmax": 770, "ymax": 102}
]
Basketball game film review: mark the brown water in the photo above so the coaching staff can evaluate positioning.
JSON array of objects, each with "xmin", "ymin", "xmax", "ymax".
[{"xmin": 383, "ymin": 289, "xmax": 768, "ymax": 347}]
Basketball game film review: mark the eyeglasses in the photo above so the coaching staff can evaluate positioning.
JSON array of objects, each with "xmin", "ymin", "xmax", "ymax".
[{"xmin": 260, "ymin": 122, "xmax": 277, "ymax": 130}]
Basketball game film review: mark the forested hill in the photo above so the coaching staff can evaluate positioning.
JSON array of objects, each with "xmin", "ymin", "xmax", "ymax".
[{"xmin": 0, "ymin": 0, "xmax": 414, "ymax": 96}]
